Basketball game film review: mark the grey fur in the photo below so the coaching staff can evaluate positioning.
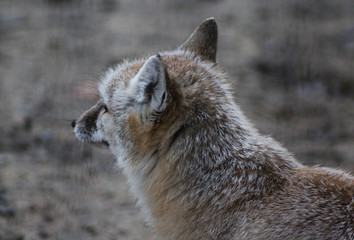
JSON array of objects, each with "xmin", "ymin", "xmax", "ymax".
[{"xmin": 74, "ymin": 19, "xmax": 354, "ymax": 240}]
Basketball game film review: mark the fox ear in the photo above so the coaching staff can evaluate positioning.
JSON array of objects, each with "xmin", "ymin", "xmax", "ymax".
[
  {"xmin": 179, "ymin": 17, "xmax": 218, "ymax": 62},
  {"xmin": 128, "ymin": 55, "xmax": 167, "ymax": 115}
]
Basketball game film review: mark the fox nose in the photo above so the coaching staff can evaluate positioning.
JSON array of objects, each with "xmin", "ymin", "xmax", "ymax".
[{"xmin": 71, "ymin": 120, "xmax": 76, "ymax": 128}]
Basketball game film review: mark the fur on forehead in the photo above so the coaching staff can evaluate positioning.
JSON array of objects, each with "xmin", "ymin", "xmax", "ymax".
[
  {"xmin": 98, "ymin": 50, "xmax": 230, "ymax": 106},
  {"xmin": 98, "ymin": 58, "xmax": 144, "ymax": 105}
]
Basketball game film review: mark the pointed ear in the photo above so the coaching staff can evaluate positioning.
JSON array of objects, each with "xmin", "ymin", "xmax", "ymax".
[
  {"xmin": 179, "ymin": 17, "xmax": 218, "ymax": 62},
  {"xmin": 128, "ymin": 55, "xmax": 167, "ymax": 114}
]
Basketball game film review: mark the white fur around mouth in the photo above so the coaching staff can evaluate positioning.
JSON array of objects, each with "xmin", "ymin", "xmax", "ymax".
[{"xmin": 74, "ymin": 127, "xmax": 110, "ymax": 149}]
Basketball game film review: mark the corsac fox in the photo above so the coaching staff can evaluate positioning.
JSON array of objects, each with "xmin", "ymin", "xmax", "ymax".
[{"xmin": 73, "ymin": 18, "xmax": 354, "ymax": 239}]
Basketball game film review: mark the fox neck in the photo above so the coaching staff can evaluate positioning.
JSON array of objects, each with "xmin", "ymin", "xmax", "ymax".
[{"xmin": 114, "ymin": 99, "xmax": 301, "ymax": 231}]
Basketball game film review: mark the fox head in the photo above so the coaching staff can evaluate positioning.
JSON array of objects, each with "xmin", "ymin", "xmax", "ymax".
[{"xmin": 72, "ymin": 18, "xmax": 235, "ymax": 166}]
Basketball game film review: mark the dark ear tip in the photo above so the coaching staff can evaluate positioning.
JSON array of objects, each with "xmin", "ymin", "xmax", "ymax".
[
  {"xmin": 200, "ymin": 17, "xmax": 217, "ymax": 28},
  {"xmin": 156, "ymin": 54, "xmax": 161, "ymax": 59},
  {"xmin": 202, "ymin": 17, "xmax": 217, "ymax": 25},
  {"xmin": 179, "ymin": 17, "xmax": 218, "ymax": 62}
]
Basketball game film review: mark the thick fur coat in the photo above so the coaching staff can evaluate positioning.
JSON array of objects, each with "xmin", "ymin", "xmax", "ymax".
[{"xmin": 73, "ymin": 18, "xmax": 354, "ymax": 239}]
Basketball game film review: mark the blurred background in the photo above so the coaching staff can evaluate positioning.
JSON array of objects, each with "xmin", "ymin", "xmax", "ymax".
[{"xmin": 0, "ymin": 0, "xmax": 353, "ymax": 239}]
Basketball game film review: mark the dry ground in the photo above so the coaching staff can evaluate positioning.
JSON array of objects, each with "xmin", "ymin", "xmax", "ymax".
[{"xmin": 0, "ymin": 0, "xmax": 353, "ymax": 239}]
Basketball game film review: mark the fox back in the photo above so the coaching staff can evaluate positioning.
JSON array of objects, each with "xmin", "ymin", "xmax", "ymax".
[{"xmin": 73, "ymin": 18, "xmax": 354, "ymax": 240}]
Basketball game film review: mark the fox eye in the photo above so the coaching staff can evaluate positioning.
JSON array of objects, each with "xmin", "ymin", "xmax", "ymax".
[{"xmin": 103, "ymin": 105, "xmax": 109, "ymax": 113}]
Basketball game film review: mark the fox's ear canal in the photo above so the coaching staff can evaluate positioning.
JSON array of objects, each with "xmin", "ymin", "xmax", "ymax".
[
  {"xmin": 179, "ymin": 17, "xmax": 218, "ymax": 63},
  {"xmin": 130, "ymin": 55, "xmax": 167, "ymax": 112}
]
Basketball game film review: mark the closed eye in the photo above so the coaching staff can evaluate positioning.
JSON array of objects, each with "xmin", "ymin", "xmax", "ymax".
[{"xmin": 103, "ymin": 105, "xmax": 109, "ymax": 113}]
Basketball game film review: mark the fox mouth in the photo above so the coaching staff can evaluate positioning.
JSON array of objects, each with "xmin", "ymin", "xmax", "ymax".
[
  {"xmin": 74, "ymin": 128, "xmax": 110, "ymax": 149},
  {"xmin": 90, "ymin": 140, "xmax": 109, "ymax": 149}
]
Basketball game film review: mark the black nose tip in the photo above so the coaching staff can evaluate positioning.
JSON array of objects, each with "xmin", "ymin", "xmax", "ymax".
[{"xmin": 71, "ymin": 120, "xmax": 76, "ymax": 128}]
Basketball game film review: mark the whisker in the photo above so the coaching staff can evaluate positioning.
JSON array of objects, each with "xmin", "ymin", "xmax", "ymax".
[
  {"xmin": 58, "ymin": 119, "xmax": 74, "ymax": 122},
  {"xmin": 75, "ymin": 72, "xmax": 101, "ymax": 78}
]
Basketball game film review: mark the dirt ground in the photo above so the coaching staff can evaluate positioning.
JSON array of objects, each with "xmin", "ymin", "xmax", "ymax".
[{"xmin": 0, "ymin": 0, "xmax": 353, "ymax": 239}]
